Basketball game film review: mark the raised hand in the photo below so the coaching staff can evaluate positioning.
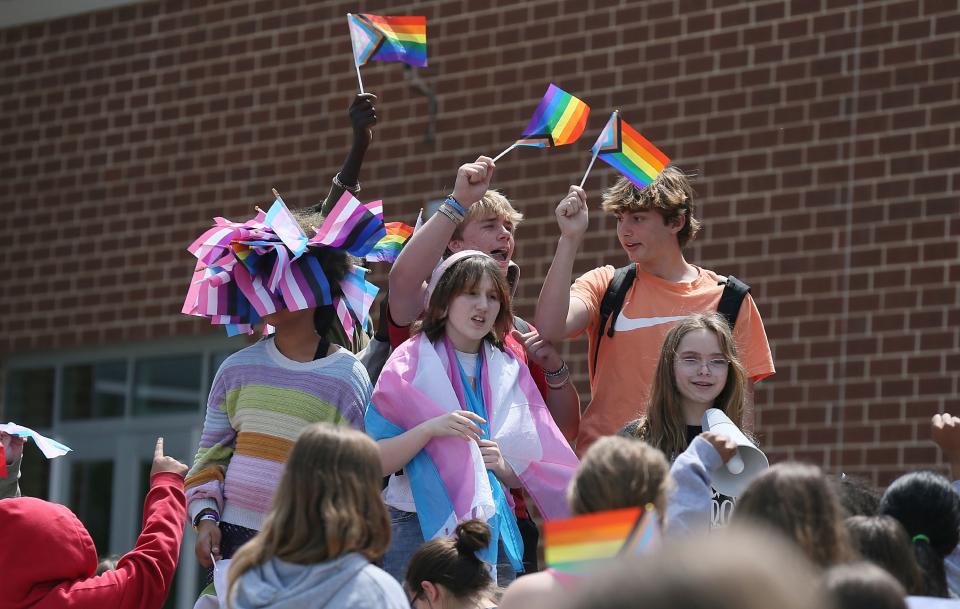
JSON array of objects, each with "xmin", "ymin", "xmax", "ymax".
[
  {"xmin": 451, "ymin": 156, "xmax": 496, "ymax": 206},
  {"xmin": 0, "ymin": 432, "xmax": 26, "ymax": 465},
  {"xmin": 150, "ymin": 437, "xmax": 188, "ymax": 479},
  {"xmin": 349, "ymin": 92, "xmax": 378, "ymax": 148},
  {"xmin": 555, "ymin": 185, "xmax": 588, "ymax": 239},
  {"xmin": 511, "ymin": 329, "xmax": 563, "ymax": 373}
]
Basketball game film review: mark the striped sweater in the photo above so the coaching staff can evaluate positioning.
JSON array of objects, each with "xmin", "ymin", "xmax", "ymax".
[{"xmin": 185, "ymin": 337, "xmax": 371, "ymax": 531}]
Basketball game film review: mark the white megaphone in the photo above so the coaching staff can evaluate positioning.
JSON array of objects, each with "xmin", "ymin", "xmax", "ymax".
[{"xmin": 701, "ymin": 408, "xmax": 769, "ymax": 497}]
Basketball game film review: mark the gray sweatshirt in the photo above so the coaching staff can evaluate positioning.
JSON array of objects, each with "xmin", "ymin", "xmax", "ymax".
[
  {"xmin": 229, "ymin": 552, "xmax": 410, "ymax": 609},
  {"xmin": 666, "ymin": 435, "xmax": 725, "ymax": 537}
]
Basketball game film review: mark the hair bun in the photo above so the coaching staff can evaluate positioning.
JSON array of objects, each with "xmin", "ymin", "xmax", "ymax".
[{"xmin": 454, "ymin": 519, "xmax": 492, "ymax": 555}]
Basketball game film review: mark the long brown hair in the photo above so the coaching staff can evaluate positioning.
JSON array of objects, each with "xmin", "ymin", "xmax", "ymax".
[
  {"xmin": 634, "ymin": 313, "xmax": 747, "ymax": 459},
  {"xmin": 226, "ymin": 423, "xmax": 390, "ymax": 606},
  {"xmin": 736, "ymin": 462, "xmax": 856, "ymax": 569},
  {"xmin": 414, "ymin": 254, "xmax": 512, "ymax": 349}
]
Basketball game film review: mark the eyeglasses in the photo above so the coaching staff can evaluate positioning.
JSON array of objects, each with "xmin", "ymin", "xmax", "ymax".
[{"xmin": 675, "ymin": 356, "xmax": 730, "ymax": 372}]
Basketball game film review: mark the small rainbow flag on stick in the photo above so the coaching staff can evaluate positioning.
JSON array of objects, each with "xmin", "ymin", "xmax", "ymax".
[
  {"xmin": 581, "ymin": 110, "xmax": 670, "ymax": 189},
  {"xmin": 366, "ymin": 221, "xmax": 413, "ymax": 263},
  {"xmin": 544, "ymin": 506, "xmax": 659, "ymax": 575},
  {"xmin": 347, "ymin": 13, "xmax": 426, "ymax": 93},
  {"xmin": 493, "ymin": 84, "xmax": 590, "ymax": 162}
]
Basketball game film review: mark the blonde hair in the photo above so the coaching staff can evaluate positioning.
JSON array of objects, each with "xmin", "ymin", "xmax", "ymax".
[
  {"xmin": 601, "ymin": 167, "xmax": 701, "ymax": 248},
  {"xmin": 568, "ymin": 436, "xmax": 671, "ymax": 517},
  {"xmin": 451, "ymin": 190, "xmax": 524, "ymax": 241},
  {"xmin": 226, "ymin": 424, "xmax": 390, "ymax": 606},
  {"xmin": 633, "ymin": 313, "xmax": 747, "ymax": 460}
]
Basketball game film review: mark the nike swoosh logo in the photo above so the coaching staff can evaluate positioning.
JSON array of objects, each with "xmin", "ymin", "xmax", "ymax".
[{"xmin": 613, "ymin": 313, "xmax": 688, "ymax": 332}]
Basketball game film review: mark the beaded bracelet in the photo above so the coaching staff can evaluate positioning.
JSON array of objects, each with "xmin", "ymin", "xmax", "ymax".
[
  {"xmin": 543, "ymin": 362, "xmax": 569, "ymax": 378},
  {"xmin": 333, "ymin": 172, "xmax": 361, "ymax": 193}
]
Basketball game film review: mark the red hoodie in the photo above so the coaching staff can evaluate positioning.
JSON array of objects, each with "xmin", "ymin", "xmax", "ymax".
[{"xmin": 0, "ymin": 472, "xmax": 186, "ymax": 609}]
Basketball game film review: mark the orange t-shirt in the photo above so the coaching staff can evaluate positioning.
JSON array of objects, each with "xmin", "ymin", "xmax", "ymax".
[{"xmin": 570, "ymin": 264, "xmax": 775, "ymax": 455}]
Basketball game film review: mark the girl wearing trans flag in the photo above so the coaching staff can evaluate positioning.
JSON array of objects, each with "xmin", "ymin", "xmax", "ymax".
[{"xmin": 367, "ymin": 251, "xmax": 579, "ymax": 586}]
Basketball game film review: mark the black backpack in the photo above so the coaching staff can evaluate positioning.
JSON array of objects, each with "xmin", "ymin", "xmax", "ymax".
[{"xmin": 593, "ymin": 265, "xmax": 751, "ymax": 370}]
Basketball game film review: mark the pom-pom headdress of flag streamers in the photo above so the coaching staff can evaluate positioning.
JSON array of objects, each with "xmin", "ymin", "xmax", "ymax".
[{"xmin": 182, "ymin": 191, "xmax": 412, "ymax": 336}]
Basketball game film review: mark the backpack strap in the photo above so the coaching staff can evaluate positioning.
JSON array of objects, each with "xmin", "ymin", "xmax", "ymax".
[
  {"xmin": 716, "ymin": 275, "xmax": 751, "ymax": 332},
  {"xmin": 593, "ymin": 264, "xmax": 637, "ymax": 372}
]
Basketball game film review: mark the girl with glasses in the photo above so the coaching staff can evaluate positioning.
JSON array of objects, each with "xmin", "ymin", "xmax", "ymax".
[{"xmin": 622, "ymin": 312, "xmax": 749, "ymax": 527}]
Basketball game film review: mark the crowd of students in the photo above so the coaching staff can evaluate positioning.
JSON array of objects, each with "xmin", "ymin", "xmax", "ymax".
[{"xmin": 1, "ymin": 92, "xmax": 957, "ymax": 609}]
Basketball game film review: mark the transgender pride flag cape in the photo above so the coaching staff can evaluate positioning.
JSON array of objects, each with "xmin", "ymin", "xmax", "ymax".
[{"xmin": 367, "ymin": 333, "xmax": 579, "ymax": 567}]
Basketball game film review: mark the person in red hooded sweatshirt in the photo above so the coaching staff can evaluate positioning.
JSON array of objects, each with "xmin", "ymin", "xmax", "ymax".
[{"xmin": 0, "ymin": 437, "xmax": 188, "ymax": 609}]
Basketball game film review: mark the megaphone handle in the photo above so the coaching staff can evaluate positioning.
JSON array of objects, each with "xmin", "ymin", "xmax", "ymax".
[{"xmin": 726, "ymin": 452, "xmax": 745, "ymax": 475}]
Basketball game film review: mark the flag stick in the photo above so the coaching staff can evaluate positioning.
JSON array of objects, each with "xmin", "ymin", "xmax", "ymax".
[
  {"xmin": 354, "ymin": 60, "xmax": 365, "ymax": 95},
  {"xmin": 492, "ymin": 143, "xmax": 515, "ymax": 162},
  {"xmin": 579, "ymin": 148, "xmax": 600, "ymax": 188}
]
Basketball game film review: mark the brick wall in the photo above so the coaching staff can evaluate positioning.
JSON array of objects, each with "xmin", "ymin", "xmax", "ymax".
[{"xmin": 1, "ymin": 0, "xmax": 957, "ymax": 483}]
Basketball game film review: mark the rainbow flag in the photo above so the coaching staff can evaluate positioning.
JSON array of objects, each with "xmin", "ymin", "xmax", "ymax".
[
  {"xmin": 367, "ymin": 222, "xmax": 413, "ymax": 263},
  {"xmin": 348, "ymin": 13, "xmax": 426, "ymax": 68},
  {"xmin": 516, "ymin": 84, "xmax": 590, "ymax": 148},
  {"xmin": 592, "ymin": 111, "xmax": 670, "ymax": 189},
  {"xmin": 544, "ymin": 506, "xmax": 659, "ymax": 574}
]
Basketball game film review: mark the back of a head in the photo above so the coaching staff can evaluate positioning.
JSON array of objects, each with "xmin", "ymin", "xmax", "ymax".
[
  {"xmin": 846, "ymin": 515, "xmax": 924, "ymax": 595},
  {"xmin": 879, "ymin": 470, "xmax": 960, "ymax": 598},
  {"xmin": 568, "ymin": 435, "xmax": 671, "ymax": 515},
  {"xmin": 735, "ymin": 462, "xmax": 854, "ymax": 568},
  {"xmin": 834, "ymin": 475, "xmax": 881, "ymax": 517},
  {"xmin": 405, "ymin": 519, "xmax": 494, "ymax": 603},
  {"xmin": 824, "ymin": 562, "xmax": 907, "ymax": 609},
  {"xmin": 0, "ymin": 497, "xmax": 98, "ymax": 606},
  {"xmin": 559, "ymin": 526, "xmax": 830, "ymax": 609}
]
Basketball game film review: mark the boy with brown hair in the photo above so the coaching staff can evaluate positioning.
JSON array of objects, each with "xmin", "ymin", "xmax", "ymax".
[{"xmin": 535, "ymin": 169, "xmax": 774, "ymax": 455}]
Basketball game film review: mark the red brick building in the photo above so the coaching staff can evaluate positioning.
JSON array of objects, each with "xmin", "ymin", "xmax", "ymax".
[{"xmin": 1, "ymin": 0, "xmax": 957, "ymax": 603}]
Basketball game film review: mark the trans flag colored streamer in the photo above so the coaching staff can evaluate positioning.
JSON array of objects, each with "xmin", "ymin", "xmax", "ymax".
[
  {"xmin": 182, "ymin": 191, "xmax": 398, "ymax": 336},
  {"xmin": 367, "ymin": 333, "xmax": 579, "ymax": 573},
  {"xmin": 348, "ymin": 13, "xmax": 426, "ymax": 67},
  {"xmin": 586, "ymin": 110, "xmax": 670, "ymax": 189},
  {"xmin": 544, "ymin": 506, "xmax": 659, "ymax": 575}
]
